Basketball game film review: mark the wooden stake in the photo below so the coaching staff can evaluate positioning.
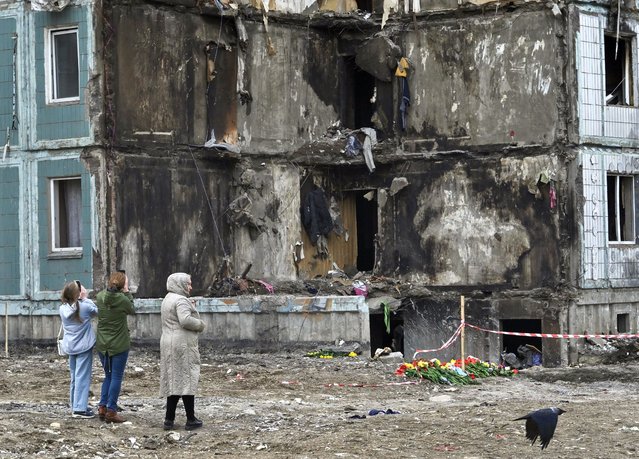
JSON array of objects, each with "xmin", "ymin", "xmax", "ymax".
[
  {"xmin": 460, "ymin": 296, "xmax": 465, "ymax": 370},
  {"xmin": 4, "ymin": 302, "xmax": 8, "ymax": 358}
]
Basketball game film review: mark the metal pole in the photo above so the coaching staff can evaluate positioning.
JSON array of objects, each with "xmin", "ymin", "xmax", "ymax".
[{"xmin": 460, "ymin": 296, "xmax": 465, "ymax": 371}]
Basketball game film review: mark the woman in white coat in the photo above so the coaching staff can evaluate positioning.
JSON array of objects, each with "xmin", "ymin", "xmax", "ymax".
[{"xmin": 160, "ymin": 272, "xmax": 206, "ymax": 431}]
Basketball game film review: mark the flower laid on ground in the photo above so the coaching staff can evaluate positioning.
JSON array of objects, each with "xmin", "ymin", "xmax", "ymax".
[
  {"xmin": 306, "ymin": 350, "xmax": 359, "ymax": 358},
  {"xmin": 395, "ymin": 356, "xmax": 518, "ymax": 385}
]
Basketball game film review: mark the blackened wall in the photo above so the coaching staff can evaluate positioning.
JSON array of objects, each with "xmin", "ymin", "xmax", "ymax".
[
  {"xmin": 112, "ymin": 152, "xmax": 233, "ymax": 297},
  {"xmin": 110, "ymin": 3, "xmax": 237, "ymax": 146}
]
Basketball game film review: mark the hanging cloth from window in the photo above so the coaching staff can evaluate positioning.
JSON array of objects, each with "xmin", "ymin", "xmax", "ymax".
[
  {"xmin": 301, "ymin": 187, "xmax": 333, "ymax": 245},
  {"xmin": 399, "ymin": 77, "xmax": 410, "ymax": 131},
  {"xmin": 396, "ymin": 57, "xmax": 411, "ymax": 131}
]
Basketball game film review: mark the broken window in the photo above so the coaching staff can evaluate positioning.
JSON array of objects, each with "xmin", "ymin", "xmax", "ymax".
[
  {"xmin": 340, "ymin": 55, "xmax": 375, "ymax": 130},
  {"xmin": 604, "ymin": 34, "xmax": 634, "ymax": 106},
  {"xmin": 617, "ymin": 313, "xmax": 630, "ymax": 333},
  {"xmin": 50, "ymin": 177, "xmax": 82, "ymax": 252},
  {"xmin": 606, "ymin": 174, "xmax": 635, "ymax": 243},
  {"xmin": 46, "ymin": 27, "xmax": 79, "ymax": 103}
]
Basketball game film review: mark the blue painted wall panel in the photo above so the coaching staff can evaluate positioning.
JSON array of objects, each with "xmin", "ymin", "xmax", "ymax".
[
  {"xmin": 0, "ymin": 166, "xmax": 20, "ymax": 295},
  {"xmin": 34, "ymin": 7, "xmax": 90, "ymax": 141},
  {"xmin": 37, "ymin": 158, "xmax": 92, "ymax": 291},
  {"xmin": 0, "ymin": 18, "xmax": 18, "ymax": 147}
]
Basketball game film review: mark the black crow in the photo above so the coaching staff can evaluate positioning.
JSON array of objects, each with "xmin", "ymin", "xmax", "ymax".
[{"xmin": 513, "ymin": 407, "xmax": 566, "ymax": 450}]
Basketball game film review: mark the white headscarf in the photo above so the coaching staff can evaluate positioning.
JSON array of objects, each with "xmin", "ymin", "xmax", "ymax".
[{"xmin": 166, "ymin": 272, "xmax": 191, "ymax": 297}]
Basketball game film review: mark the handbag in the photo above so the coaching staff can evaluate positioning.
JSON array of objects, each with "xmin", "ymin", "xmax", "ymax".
[{"xmin": 57, "ymin": 325, "xmax": 67, "ymax": 356}]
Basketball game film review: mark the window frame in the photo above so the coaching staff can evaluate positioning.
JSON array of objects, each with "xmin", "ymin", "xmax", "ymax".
[
  {"xmin": 45, "ymin": 26, "xmax": 80, "ymax": 104},
  {"xmin": 607, "ymin": 174, "xmax": 636, "ymax": 244},
  {"xmin": 604, "ymin": 34, "xmax": 635, "ymax": 107},
  {"xmin": 49, "ymin": 176, "xmax": 83, "ymax": 255}
]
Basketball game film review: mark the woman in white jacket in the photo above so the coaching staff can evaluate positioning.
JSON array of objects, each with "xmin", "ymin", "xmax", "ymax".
[
  {"xmin": 159, "ymin": 273, "xmax": 206, "ymax": 431},
  {"xmin": 59, "ymin": 281, "xmax": 98, "ymax": 418}
]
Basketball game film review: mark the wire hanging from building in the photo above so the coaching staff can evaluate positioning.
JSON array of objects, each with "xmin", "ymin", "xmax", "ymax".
[
  {"xmin": 3, "ymin": 33, "xmax": 19, "ymax": 161},
  {"xmin": 188, "ymin": 145, "xmax": 228, "ymax": 258}
]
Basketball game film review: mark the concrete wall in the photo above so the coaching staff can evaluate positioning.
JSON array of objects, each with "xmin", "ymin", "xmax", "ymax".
[
  {"xmin": 110, "ymin": 4, "xmax": 564, "ymax": 152},
  {"xmin": 304, "ymin": 153, "xmax": 565, "ymax": 288},
  {"xmin": 0, "ymin": 295, "xmax": 370, "ymax": 353},
  {"xmin": 402, "ymin": 10, "xmax": 563, "ymax": 147},
  {"xmin": 405, "ymin": 295, "xmax": 565, "ymax": 366},
  {"xmin": 108, "ymin": 152, "xmax": 234, "ymax": 298}
]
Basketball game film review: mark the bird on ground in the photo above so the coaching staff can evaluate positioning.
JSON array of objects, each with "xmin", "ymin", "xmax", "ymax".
[{"xmin": 513, "ymin": 407, "xmax": 566, "ymax": 450}]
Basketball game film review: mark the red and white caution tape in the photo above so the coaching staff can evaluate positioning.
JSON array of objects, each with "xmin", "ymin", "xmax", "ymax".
[
  {"xmin": 413, "ymin": 322, "xmax": 465, "ymax": 359},
  {"xmin": 412, "ymin": 321, "xmax": 639, "ymax": 360},
  {"xmin": 464, "ymin": 323, "xmax": 639, "ymax": 339},
  {"xmin": 323, "ymin": 381, "xmax": 420, "ymax": 388}
]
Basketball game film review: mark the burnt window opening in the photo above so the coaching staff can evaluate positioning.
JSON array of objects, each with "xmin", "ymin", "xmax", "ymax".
[
  {"xmin": 204, "ymin": 40, "xmax": 238, "ymax": 145},
  {"xmin": 606, "ymin": 174, "xmax": 635, "ymax": 243},
  {"xmin": 369, "ymin": 313, "xmax": 403, "ymax": 357},
  {"xmin": 340, "ymin": 55, "xmax": 375, "ymax": 130},
  {"xmin": 355, "ymin": 0, "xmax": 373, "ymax": 13},
  {"xmin": 617, "ymin": 313, "xmax": 630, "ymax": 333},
  {"xmin": 605, "ymin": 34, "xmax": 634, "ymax": 106},
  {"xmin": 501, "ymin": 319, "xmax": 542, "ymax": 366},
  {"xmin": 355, "ymin": 191, "xmax": 377, "ymax": 271}
]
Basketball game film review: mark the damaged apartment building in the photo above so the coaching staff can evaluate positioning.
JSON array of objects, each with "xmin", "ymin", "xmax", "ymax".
[{"xmin": 1, "ymin": 0, "xmax": 638, "ymax": 366}]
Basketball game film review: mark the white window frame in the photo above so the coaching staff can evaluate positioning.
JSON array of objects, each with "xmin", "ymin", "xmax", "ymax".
[
  {"xmin": 45, "ymin": 27, "xmax": 80, "ymax": 104},
  {"xmin": 50, "ymin": 177, "xmax": 83, "ymax": 253},
  {"xmin": 607, "ymin": 174, "xmax": 636, "ymax": 244}
]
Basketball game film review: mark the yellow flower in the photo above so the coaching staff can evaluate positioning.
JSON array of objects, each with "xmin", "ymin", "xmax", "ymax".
[
  {"xmin": 431, "ymin": 358, "xmax": 441, "ymax": 366},
  {"xmin": 483, "ymin": 362, "xmax": 490, "ymax": 367},
  {"xmin": 405, "ymin": 363, "xmax": 415, "ymax": 370},
  {"xmin": 417, "ymin": 361, "xmax": 427, "ymax": 368},
  {"xmin": 348, "ymin": 352, "xmax": 357, "ymax": 357}
]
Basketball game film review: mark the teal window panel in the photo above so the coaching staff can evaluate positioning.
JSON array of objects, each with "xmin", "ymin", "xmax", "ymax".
[
  {"xmin": 0, "ymin": 18, "xmax": 18, "ymax": 147},
  {"xmin": 34, "ymin": 7, "xmax": 90, "ymax": 141},
  {"xmin": 0, "ymin": 166, "xmax": 20, "ymax": 295},
  {"xmin": 37, "ymin": 158, "xmax": 92, "ymax": 291}
]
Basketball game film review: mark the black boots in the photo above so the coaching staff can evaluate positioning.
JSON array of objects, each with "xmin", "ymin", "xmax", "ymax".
[
  {"xmin": 185, "ymin": 417, "xmax": 203, "ymax": 431},
  {"xmin": 163, "ymin": 419, "xmax": 175, "ymax": 430}
]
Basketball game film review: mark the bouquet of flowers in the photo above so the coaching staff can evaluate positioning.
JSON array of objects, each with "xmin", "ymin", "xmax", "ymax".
[{"xmin": 395, "ymin": 356, "xmax": 518, "ymax": 385}]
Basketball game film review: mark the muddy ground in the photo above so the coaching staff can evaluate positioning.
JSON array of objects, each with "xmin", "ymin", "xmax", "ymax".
[{"xmin": 0, "ymin": 346, "xmax": 638, "ymax": 458}]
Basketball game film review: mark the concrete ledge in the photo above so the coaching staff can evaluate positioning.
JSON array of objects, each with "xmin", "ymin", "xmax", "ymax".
[{"xmin": 1, "ymin": 296, "xmax": 371, "ymax": 354}]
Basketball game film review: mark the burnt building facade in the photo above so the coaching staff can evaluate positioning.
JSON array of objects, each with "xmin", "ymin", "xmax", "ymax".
[{"xmin": 1, "ymin": 0, "xmax": 638, "ymax": 365}]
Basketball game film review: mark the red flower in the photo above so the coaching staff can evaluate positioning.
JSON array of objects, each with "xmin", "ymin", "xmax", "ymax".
[
  {"xmin": 513, "ymin": 369, "xmax": 519, "ymax": 374},
  {"xmin": 470, "ymin": 374, "xmax": 476, "ymax": 380}
]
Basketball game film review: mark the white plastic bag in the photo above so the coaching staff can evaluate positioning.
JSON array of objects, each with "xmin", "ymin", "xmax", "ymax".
[{"xmin": 57, "ymin": 326, "xmax": 67, "ymax": 356}]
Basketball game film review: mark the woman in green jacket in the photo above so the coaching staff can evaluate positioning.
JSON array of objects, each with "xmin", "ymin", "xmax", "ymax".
[{"xmin": 95, "ymin": 271, "xmax": 135, "ymax": 423}]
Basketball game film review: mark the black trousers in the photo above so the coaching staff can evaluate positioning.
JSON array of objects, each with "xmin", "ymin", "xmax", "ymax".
[{"xmin": 165, "ymin": 395, "xmax": 195, "ymax": 421}]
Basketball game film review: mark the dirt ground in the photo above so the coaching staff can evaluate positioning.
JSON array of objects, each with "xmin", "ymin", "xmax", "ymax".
[{"xmin": 1, "ymin": 345, "xmax": 638, "ymax": 459}]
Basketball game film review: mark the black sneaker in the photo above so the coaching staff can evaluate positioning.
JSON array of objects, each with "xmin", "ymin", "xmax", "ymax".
[
  {"xmin": 163, "ymin": 419, "xmax": 175, "ymax": 431},
  {"xmin": 185, "ymin": 417, "xmax": 203, "ymax": 431},
  {"xmin": 72, "ymin": 408, "xmax": 95, "ymax": 419}
]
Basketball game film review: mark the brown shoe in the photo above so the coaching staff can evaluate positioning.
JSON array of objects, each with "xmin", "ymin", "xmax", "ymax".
[
  {"xmin": 98, "ymin": 405, "xmax": 107, "ymax": 421},
  {"xmin": 105, "ymin": 409, "xmax": 126, "ymax": 423}
]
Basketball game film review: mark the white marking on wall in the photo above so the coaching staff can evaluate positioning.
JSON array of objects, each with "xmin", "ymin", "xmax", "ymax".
[{"xmin": 532, "ymin": 40, "xmax": 545, "ymax": 53}]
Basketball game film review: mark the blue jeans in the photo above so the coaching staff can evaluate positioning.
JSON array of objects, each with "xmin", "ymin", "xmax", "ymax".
[
  {"xmin": 98, "ymin": 350, "xmax": 129, "ymax": 411},
  {"xmin": 68, "ymin": 348, "xmax": 93, "ymax": 412}
]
